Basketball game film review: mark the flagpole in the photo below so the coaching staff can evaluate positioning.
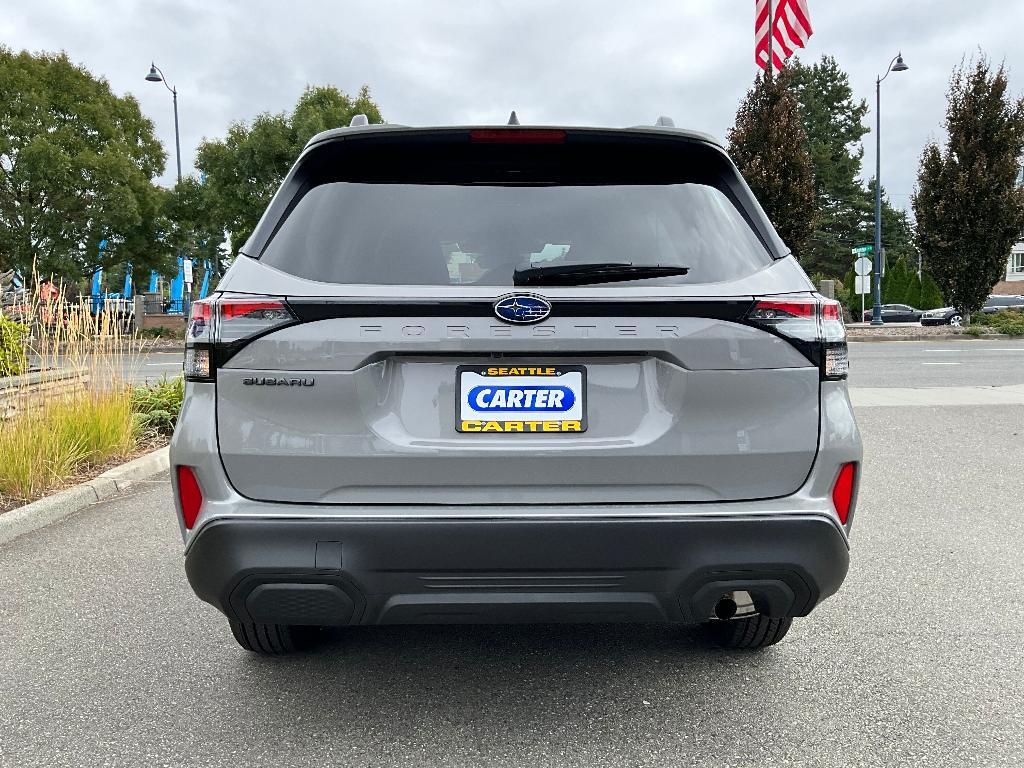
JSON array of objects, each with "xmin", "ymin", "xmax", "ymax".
[{"xmin": 767, "ymin": 0, "xmax": 773, "ymax": 75}]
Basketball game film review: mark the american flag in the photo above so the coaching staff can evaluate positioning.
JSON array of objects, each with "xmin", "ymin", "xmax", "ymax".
[{"xmin": 756, "ymin": 0, "xmax": 813, "ymax": 73}]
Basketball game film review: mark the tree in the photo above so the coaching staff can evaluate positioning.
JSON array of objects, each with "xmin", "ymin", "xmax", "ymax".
[
  {"xmin": 862, "ymin": 178, "xmax": 919, "ymax": 270},
  {"xmin": 728, "ymin": 71, "xmax": 816, "ymax": 258},
  {"xmin": 882, "ymin": 256, "xmax": 911, "ymax": 304},
  {"xmin": 913, "ymin": 57, "xmax": 1024, "ymax": 319},
  {"xmin": 0, "ymin": 47, "xmax": 171, "ymax": 280},
  {"xmin": 195, "ymin": 85, "xmax": 384, "ymax": 258},
  {"xmin": 788, "ymin": 56, "xmax": 872, "ymax": 276},
  {"xmin": 163, "ymin": 178, "xmax": 227, "ymax": 272},
  {"xmin": 902, "ymin": 272, "xmax": 922, "ymax": 309},
  {"xmin": 919, "ymin": 272, "xmax": 945, "ymax": 310}
]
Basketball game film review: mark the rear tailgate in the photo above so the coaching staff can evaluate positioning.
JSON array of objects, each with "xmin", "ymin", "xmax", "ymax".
[{"xmin": 215, "ymin": 295, "xmax": 819, "ymax": 504}]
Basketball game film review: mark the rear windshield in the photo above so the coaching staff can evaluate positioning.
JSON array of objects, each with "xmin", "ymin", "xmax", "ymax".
[{"xmin": 260, "ymin": 182, "xmax": 773, "ymax": 286}]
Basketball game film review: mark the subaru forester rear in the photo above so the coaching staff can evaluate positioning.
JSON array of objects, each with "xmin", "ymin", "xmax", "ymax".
[{"xmin": 170, "ymin": 119, "xmax": 861, "ymax": 654}]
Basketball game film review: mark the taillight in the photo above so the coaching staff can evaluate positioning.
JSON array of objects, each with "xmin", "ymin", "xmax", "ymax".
[
  {"xmin": 831, "ymin": 462, "xmax": 857, "ymax": 525},
  {"xmin": 746, "ymin": 296, "xmax": 848, "ymax": 380},
  {"xmin": 176, "ymin": 465, "xmax": 203, "ymax": 529},
  {"xmin": 183, "ymin": 296, "xmax": 296, "ymax": 382}
]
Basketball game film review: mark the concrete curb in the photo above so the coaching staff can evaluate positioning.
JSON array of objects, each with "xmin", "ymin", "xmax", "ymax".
[{"xmin": 0, "ymin": 446, "xmax": 170, "ymax": 547}]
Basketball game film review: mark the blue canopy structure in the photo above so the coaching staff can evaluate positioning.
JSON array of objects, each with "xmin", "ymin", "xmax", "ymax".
[
  {"xmin": 169, "ymin": 257, "xmax": 185, "ymax": 314},
  {"xmin": 198, "ymin": 260, "xmax": 211, "ymax": 299},
  {"xmin": 91, "ymin": 267, "xmax": 103, "ymax": 314},
  {"xmin": 148, "ymin": 270, "xmax": 159, "ymax": 293},
  {"xmin": 123, "ymin": 264, "xmax": 133, "ymax": 299}
]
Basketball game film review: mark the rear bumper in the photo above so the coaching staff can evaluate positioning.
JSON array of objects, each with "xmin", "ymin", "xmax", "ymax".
[{"xmin": 185, "ymin": 513, "xmax": 849, "ymax": 626}]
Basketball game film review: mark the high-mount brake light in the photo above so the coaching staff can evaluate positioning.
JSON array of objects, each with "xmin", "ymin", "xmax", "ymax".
[
  {"xmin": 746, "ymin": 297, "xmax": 849, "ymax": 380},
  {"xmin": 469, "ymin": 129, "xmax": 567, "ymax": 144},
  {"xmin": 183, "ymin": 296, "xmax": 296, "ymax": 382},
  {"xmin": 831, "ymin": 462, "xmax": 857, "ymax": 525}
]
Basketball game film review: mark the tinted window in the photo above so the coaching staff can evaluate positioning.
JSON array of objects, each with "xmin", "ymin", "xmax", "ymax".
[{"xmin": 260, "ymin": 183, "xmax": 772, "ymax": 286}]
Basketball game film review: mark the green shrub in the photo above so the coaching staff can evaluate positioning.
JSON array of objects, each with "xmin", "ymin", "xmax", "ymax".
[
  {"xmin": 131, "ymin": 376, "xmax": 184, "ymax": 437},
  {"xmin": 968, "ymin": 310, "xmax": 1024, "ymax": 336},
  {"xmin": 985, "ymin": 309, "xmax": 1024, "ymax": 336},
  {"xmin": 139, "ymin": 326, "xmax": 186, "ymax": 340},
  {"xmin": 0, "ymin": 315, "xmax": 29, "ymax": 377},
  {"xmin": 962, "ymin": 325, "xmax": 986, "ymax": 337}
]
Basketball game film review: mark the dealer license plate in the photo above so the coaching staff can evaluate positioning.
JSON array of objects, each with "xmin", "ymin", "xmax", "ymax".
[{"xmin": 456, "ymin": 365, "xmax": 587, "ymax": 433}]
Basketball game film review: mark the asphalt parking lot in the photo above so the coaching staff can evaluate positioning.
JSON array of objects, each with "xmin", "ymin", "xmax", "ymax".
[{"xmin": 2, "ymin": 343, "xmax": 1023, "ymax": 767}]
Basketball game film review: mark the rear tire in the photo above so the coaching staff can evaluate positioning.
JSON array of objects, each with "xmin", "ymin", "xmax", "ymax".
[
  {"xmin": 229, "ymin": 619, "xmax": 314, "ymax": 655},
  {"xmin": 703, "ymin": 615, "xmax": 793, "ymax": 650}
]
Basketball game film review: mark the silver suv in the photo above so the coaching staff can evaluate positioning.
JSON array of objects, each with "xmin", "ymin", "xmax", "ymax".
[{"xmin": 170, "ymin": 119, "xmax": 862, "ymax": 654}]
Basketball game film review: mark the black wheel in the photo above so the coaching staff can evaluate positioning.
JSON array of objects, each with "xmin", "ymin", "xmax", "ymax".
[
  {"xmin": 703, "ymin": 614, "xmax": 793, "ymax": 650},
  {"xmin": 228, "ymin": 619, "xmax": 315, "ymax": 655}
]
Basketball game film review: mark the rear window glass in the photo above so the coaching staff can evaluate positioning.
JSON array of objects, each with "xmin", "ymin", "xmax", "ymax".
[{"xmin": 260, "ymin": 182, "xmax": 772, "ymax": 286}]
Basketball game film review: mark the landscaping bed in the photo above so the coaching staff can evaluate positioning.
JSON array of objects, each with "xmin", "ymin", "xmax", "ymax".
[
  {"xmin": 0, "ymin": 437, "xmax": 168, "ymax": 516},
  {"xmin": 1, "ymin": 299, "xmax": 183, "ymax": 514},
  {"xmin": 846, "ymin": 325, "xmax": 1012, "ymax": 340}
]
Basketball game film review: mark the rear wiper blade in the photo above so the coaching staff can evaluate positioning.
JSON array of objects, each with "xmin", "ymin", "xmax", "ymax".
[{"xmin": 513, "ymin": 262, "xmax": 690, "ymax": 287}]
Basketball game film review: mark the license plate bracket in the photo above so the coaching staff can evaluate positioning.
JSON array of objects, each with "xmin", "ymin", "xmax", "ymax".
[{"xmin": 456, "ymin": 364, "xmax": 587, "ymax": 433}]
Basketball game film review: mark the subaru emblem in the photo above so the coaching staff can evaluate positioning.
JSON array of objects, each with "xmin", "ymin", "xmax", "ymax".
[{"xmin": 493, "ymin": 294, "xmax": 552, "ymax": 324}]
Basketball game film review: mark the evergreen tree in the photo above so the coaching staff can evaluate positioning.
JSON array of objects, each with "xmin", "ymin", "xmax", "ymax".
[
  {"xmin": 839, "ymin": 267, "xmax": 861, "ymax": 318},
  {"xmin": 919, "ymin": 272, "xmax": 946, "ymax": 310},
  {"xmin": 728, "ymin": 71, "xmax": 817, "ymax": 259},
  {"xmin": 903, "ymin": 273, "xmax": 922, "ymax": 309},
  {"xmin": 882, "ymin": 257, "xmax": 911, "ymax": 304},
  {"xmin": 787, "ymin": 56, "xmax": 871, "ymax": 277},
  {"xmin": 861, "ymin": 179, "xmax": 919, "ymax": 270},
  {"xmin": 913, "ymin": 57, "xmax": 1024, "ymax": 318}
]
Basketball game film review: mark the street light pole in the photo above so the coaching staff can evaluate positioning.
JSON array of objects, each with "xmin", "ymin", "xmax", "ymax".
[
  {"xmin": 871, "ymin": 53, "xmax": 909, "ymax": 326},
  {"xmin": 145, "ymin": 63, "xmax": 181, "ymax": 183},
  {"xmin": 145, "ymin": 63, "xmax": 189, "ymax": 312}
]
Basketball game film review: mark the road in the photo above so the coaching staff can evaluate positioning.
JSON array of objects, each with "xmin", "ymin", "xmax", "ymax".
[
  {"xmin": 124, "ymin": 350, "xmax": 184, "ymax": 384},
  {"xmin": 848, "ymin": 339, "xmax": 1024, "ymax": 388},
  {"xmin": 2, "ymin": 345, "xmax": 1023, "ymax": 767}
]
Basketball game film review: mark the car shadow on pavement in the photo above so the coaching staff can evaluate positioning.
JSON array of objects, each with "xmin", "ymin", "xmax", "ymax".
[{"xmin": 221, "ymin": 622, "xmax": 787, "ymax": 736}]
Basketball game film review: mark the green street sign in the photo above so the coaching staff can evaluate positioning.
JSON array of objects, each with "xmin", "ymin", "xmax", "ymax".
[{"xmin": 851, "ymin": 245, "xmax": 873, "ymax": 255}]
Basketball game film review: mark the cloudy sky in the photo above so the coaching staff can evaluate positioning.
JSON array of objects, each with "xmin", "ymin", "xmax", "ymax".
[{"xmin": 4, "ymin": 0, "xmax": 1023, "ymax": 210}]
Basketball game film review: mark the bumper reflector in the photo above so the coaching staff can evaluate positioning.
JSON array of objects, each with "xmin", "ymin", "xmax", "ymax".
[
  {"xmin": 176, "ymin": 466, "xmax": 203, "ymax": 530},
  {"xmin": 831, "ymin": 463, "xmax": 857, "ymax": 525}
]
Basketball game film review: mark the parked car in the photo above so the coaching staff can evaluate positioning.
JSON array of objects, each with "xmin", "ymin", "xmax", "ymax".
[
  {"xmin": 861, "ymin": 303, "xmax": 924, "ymax": 323},
  {"xmin": 921, "ymin": 295, "xmax": 1024, "ymax": 326},
  {"xmin": 921, "ymin": 306, "xmax": 964, "ymax": 326},
  {"xmin": 980, "ymin": 294, "xmax": 1024, "ymax": 314},
  {"xmin": 170, "ymin": 118, "xmax": 862, "ymax": 654}
]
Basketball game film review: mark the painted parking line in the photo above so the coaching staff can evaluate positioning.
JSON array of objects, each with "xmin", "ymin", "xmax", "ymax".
[{"xmin": 921, "ymin": 361, "xmax": 961, "ymax": 365}]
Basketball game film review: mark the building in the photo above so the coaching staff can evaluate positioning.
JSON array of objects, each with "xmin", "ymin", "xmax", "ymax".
[{"xmin": 991, "ymin": 166, "xmax": 1024, "ymax": 296}]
